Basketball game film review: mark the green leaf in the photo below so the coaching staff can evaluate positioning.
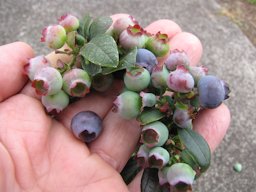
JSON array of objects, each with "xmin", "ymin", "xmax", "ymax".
[
  {"xmin": 81, "ymin": 61, "xmax": 102, "ymax": 76},
  {"xmin": 89, "ymin": 16, "xmax": 112, "ymax": 39},
  {"xmin": 121, "ymin": 156, "xmax": 142, "ymax": 185},
  {"xmin": 141, "ymin": 168, "xmax": 161, "ymax": 192},
  {"xmin": 101, "ymin": 48, "xmax": 137, "ymax": 75},
  {"xmin": 137, "ymin": 108, "xmax": 165, "ymax": 125},
  {"xmin": 80, "ymin": 34, "xmax": 119, "ymax": 68},
  {"xmin": 180, "ymin": 149, "xmax": 201, "ymax": 177},
  {"xmin": 78, "ymin": 14, "xmax": 94, "ymax": 39},
  {"xmin": 178, "ymin": 128, "xmax": 211, "ymax": 173}
]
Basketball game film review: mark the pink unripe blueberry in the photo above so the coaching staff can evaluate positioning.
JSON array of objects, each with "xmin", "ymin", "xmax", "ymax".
[
  {"xmin": 41, "ymin": 25, "xmax": 67, "ymax": 49},
  {"xmin": 113, "ymin": 90, "xmax": 142, "ymax": 119},
  {"xmin": 58, "ymin": 14, "xmax": 79, "ymax": 33},
  {"xmin": 41, "ymin": 90, "xmax": 69, "ymax": 113},
  {"xmin": 151, "ymin": 65, "xmax": 169, "ymax": 89},
  {"xmin": 167, "ymin": 65, "xmax": 195, "ymax": 93},
  {"xmin": 167, "ymin": 163, "xmax": 196, "ymax": 187},
  {"xmin": 145, "ymin": 32, "xmax": 170, "ymax": 57},
  {"xmin": 112, "ymin": 15, "xmax": 138, "ymax": 36},
  {"xmin": 119, "ymin": 24, "xmax": 147, "ymax": 49},
  {"xmin": 24, "ymin": 55, "xmax": 50, "ymax": 81},
  {"xmin": 136, "ymin": 144, "xmax": 150, "ymax": 168},
  {"xmin": 124, "ymin": 67, "xmax": 150, "ymax": 91},
  {"xmin": 173, "ymin": 108, "xmax": 192, "ymax": 129},
  {"xmin": 188, "ymin": 66, "xmax": 208, "ymax": 84},
  {"xmin": 32, "ymin": 67, "xmax": 63, "ymax": 96},
  {"xmin": 141, "ymin": 121, "xmax": 169, "ymax": 148},
  {"xmin": 148, "ymin": 146, "xmax": 170, "ymax": 169},
  {"xmin": 165, "ymin": 50, "xmax": 190, "ymax": 71},
  {"xmin": 63, "ymin": 68, "xmax": 91, "ymax": 97}
]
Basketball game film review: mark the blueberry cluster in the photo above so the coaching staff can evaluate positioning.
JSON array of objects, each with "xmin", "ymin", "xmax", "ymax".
[{"xmin": 24, "ymin": 13, "xmax": 230, "ymax": 191}]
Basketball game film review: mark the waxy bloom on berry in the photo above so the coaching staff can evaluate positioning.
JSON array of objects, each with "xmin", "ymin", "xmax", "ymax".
[
  {"xmin": 165, "ymin": 50, "xmax": 190, "ymax": 71},
  {"xmin": 32, "ymin": 66, "xmax": 63, "ymax": 96},
  {"xmin": 148, "ymin": 147, "xmax": 170, "ymax": 169},
  {"xmin": 167, "ymin": 65, "xmax": 195, "ymax": 93},
  {"xmin": 24, "ymin": 55, "xmax": 50, "ymax": 81},
  {"xmin": 63, "ymin": 68, "xmax": 91, "ymax": 97},
  {"xmin": 41, "ymin": 25, "xmax": 67, "ymax": 49},
  {"xmin": 167, "ymin": 163, "xmax": 196, "ymax": 187},
  {"xmin": 58, "ymin": 14, "xmax": 79, "ymax": 32}
]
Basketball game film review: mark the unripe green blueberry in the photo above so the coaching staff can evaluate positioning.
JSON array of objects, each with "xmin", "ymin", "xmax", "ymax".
[
  {"xmin": 141, "ymin": 121, "xmax": 169, "ymax": 148},
  {"xmin": 136, "ymin": 144, "xmax": 150, "ymax": 168},
  {"xmin": 148, "ymin": 146, "xmax": 170, "ymax": 169},
  {"xmin": 41, "ymin": 90, "xmax": 69, "ymax": 113},
  {"xmin": 140, "ymin": 91, "xmax": 157, "ymax": 108},
  {"xmin": 167, "ymin": 163, "xmax": 196, "ymax": 187},
  {"xmin": 124, "ymin": 67, "xmax": 150, "ymax": 91},
  {"xmin": 113, "ymin": 90, "xmax": 142, "ymax": 119},
  {"xmin": 58, "ymin": 14, "xmax": 80, "ymax": 32},
  {"xmin": 24, "ymin": 55, "xmax": 50, "ymax": 81},
  {"xmin": 32, "ymin": 66, "xmax": 63, "ymax": 96},
  {"xmin": 158, "ymin": 167, "xmax": 169, "ymax": 185},
  {"xmin": 66, "ymin": 31, "xmax": 85, "ymax": 51},
  {"xmin": 119, "ymin": 25, "xmax": 147, "ymax": 49},
  {"xmin": 151, "ymin": 65, "xmax": 169, "ymax": 89},
  {"xmin": 41, "ymin": 25, "xmax": 67, "ymax": 49},
  {"xmin": 145, "ymin": 32, "xmax": 170, "ymax": 57},
  {"xmin": 63, "ymin": 68, "xmax": 91, "ymax": 97}
]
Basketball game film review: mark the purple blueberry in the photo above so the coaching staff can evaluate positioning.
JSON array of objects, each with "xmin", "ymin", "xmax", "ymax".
[
  {"xmin": 197, "ymin": 75, "xmax": 230, "ymax": 109},
  {"xmin": 173, "ymin": 108, "xmax": 192, "ymax": 129},
  {"xmin": 136, "ymin": 48, "xmax": 158, "ymax": 73},
  {"xmin": 71, "ymin": 111, "xmax": 103, "ymax": 143}
]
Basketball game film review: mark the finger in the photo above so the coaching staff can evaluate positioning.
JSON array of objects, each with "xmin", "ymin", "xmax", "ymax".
[
  {"xmin": 88, "ymin": 18, "xmax": 184, "ymax": 172},
  {"xmin": 0, "ymin": 42, "xmax": 34, "ymax": 102},
  {"xmin": 193, "ymin": 103, "xmax": 231, "ymax": 152}
]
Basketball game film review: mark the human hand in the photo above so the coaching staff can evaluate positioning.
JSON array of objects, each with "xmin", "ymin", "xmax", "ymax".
[{"xmin": 0, "ymin": 14, "xmax": 230, "ymax": 192}]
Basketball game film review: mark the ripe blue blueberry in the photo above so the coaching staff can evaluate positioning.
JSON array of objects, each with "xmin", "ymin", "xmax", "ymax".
[
  {"xmin": 197, "ymin": 75, "xmax": 229, "ymax": 109},
  {"xmin": 136, "ymin": 48, "xmax": 158, "ymax": 73},
  {"xmin": 71, "ymin": 111, "xmax": 103, "ymax": 143}
]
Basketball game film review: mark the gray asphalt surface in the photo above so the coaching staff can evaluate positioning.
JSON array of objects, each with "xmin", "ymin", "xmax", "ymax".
[{"xmin": 1, "ymin": 0, "xmax": 256, "ymax": 191}]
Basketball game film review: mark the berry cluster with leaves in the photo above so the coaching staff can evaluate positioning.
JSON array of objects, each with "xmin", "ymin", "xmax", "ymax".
[{"xmin": 24, "ymin": 13, "xmax": 230, "ymax": 192}]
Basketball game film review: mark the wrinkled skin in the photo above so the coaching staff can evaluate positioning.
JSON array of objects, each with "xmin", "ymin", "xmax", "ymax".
[{"xmin": 0, "ymin": 14, "xmax": 230, "ymax": 192}]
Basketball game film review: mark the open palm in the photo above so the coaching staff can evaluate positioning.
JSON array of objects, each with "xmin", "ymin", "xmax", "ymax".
[{"xmin": 0, "ymin": 14, "xmax": 230, "ymax": 192}]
